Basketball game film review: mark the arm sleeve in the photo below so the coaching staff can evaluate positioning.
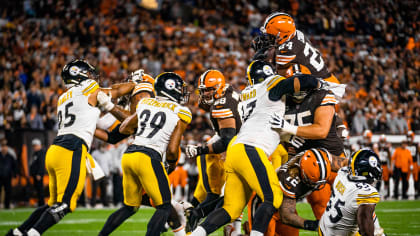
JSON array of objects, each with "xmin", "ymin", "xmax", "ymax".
[
  {"xmin": 211, "ymin": 128, "xmax": 236, "ymax": 154},
  {"xmin": 269, "ymin": 74, "xmax": 320, "ymax": 101},
  {"xmin": 106, "ymin": 124, "xmax": 131, "ymax": 144}
]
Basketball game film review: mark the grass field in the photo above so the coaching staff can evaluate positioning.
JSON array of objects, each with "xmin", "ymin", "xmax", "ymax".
[{"xmin": 1, "ymin": 200, "xmax": 419, "ymax": 235}]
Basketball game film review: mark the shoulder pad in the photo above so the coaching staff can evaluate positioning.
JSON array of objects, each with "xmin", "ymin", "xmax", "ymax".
[
  {"xmin": 319, "ymin": 90, "xmax": 338, "ymax": 106},
  {"xmin": 132, "ymin": 82, "xmax": 154, "ymax": 96},
  {"xmin": 82, "ymin": 80, "xmax": 99, "ymax": 96},
  {"xmin": 266, "ymin": 75, "xmax": 285, "ymax": 91},
  {"xmin": 177, "ymin": 106, "xmax": 192, "ymax": 124},
  {"xmin": 355, "ymin": 184, "xmax": 380, "ymax": 205}
]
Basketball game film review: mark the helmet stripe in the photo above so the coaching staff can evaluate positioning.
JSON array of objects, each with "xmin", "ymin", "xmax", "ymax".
[
  {"xmin": 263, "ymin": 12, "xmax": 292, "ymax": 29},
  {"xmin": 199, "ymin": 70, "xmax": 211, "ymax": 88},
  {"xmin": 312, "ymin": 148, "xmax": 326, "ymax": 180},
  {"xmin": 246, "ymin": 61, "xmax": 257, "ymax": 86},
  {"xmin": 351, "ymin": 150, "xmax": 363, "ymax": 176}
]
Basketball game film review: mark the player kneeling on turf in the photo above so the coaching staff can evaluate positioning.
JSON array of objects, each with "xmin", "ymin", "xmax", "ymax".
[{"xmin": 319, "ymin": 149, "xmax": 385, "ymax": 236}]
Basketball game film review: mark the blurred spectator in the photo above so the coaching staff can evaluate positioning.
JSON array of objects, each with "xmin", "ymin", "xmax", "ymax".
[
  {"xmin": 29, "ymin": 138, "xmax": 46, "ymax": 206},
  {"xmin": 109, "ymin": 141, "xmax": 127, "ymax": 207},
  {"xmin": 91, "ymin": 142, "xmax": 112, "ymax": 208},
  {"xmin": 351, "ymin": 110, "xmax": 368, "ymax": 135},
  {"xmin": 392, "ymin": 140, "xmax": 413, "ymax": 199},
  {"xmin": 26, "ymin": 105, "xmax": 44, "ymax": 130},
  {"xmin": 0, "ymin": 139, "xmax": 18, "ymax": 209}
]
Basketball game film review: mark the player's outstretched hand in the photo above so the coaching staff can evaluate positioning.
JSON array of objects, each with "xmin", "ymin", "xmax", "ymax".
[
  {"xmin": 185, "ymin": 145, "xmax": 199, "ymax": 159},
  {"xmin": 131, "ymin": 69, "xmax": 144, "ymax": 84},
  {"xmin": 270, "ymin": 112, "xmax": 298, "ymax": 135},
  {"xmin": 97, "ymin": 91, "xmax": 115, "ymax": 111}
]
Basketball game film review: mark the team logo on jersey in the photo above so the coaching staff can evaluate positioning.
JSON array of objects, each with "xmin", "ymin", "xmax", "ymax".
[
  {"xmin": 369, "ymin": 156, "xmax": 378, "ymax": 167},
  {"xmin": 69, "ymin": 66, "xmax": 80, "ymax": 76},
  {"xmin": 165, "ymin": 79, "xmax": 176, "ymax": 90},
  {"xmin": 263, "ymin": 65, "xmax": 274, "ymax": 76}
]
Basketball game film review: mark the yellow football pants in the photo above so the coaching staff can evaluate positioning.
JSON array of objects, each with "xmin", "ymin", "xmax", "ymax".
[
  {"xmin": 193, "ymin": 154, "xmax": 226, "ymax": 203},
  {"xmin": 46, "ymin": 144, "xmax": 87, "ymax": 212},
  {"xmin": 223, "ymin": 142, "xmax": 283, "ymax": 221},
  {"xmin": 122, "ymin": 152, "xmax": 171, "ymax": 207}
]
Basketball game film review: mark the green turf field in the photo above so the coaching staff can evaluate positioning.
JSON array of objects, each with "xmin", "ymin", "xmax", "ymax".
[{"xmin": 1, "ymin": 200, "xmax": 419, "ymax": 235}]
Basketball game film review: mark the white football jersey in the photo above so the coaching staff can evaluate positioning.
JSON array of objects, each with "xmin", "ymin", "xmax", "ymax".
[
  {"xmin": 57, "ymin": 79, "xmax": 101, "ymax": 148},
  {"xmin": 234, "ymin": 75, "xmax": 286, "ymax": 156},
  {"xmin": 132, "ymin": 97, "xmax": 191, "ymax": 156},
  {"xmin": 97, "ymin": 113, "xmax": 119, "ymax": 131},
  {"xmin": 319, "ymin": 168, "xmax": 380, "ymax": 236}
]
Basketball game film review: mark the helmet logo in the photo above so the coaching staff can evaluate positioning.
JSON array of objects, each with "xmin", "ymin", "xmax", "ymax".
[
  {"xmin": 369, "ymin": 156, "xmax": 377, "ymax": 167},
  {"xmin": 69, "ymin": 66, "xmax": 80, "ymax": 76},
  {"xmin": 263, "ymin": 65, "xmax": 274, "ymax": 76},
  {"xmin": 165, "ymin": 79, "xmax": 176, "ymax": 90}
]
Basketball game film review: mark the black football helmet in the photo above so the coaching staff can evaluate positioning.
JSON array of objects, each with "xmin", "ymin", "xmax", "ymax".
[
  {"xmin": 348, "ymin": 149, "xmax": 382, "ymax": 183},
  {"xmin": 61, "ymin": 59, "xmax": 98, "ymax": 85},
  {"xmin": 246, "ymin": 60, "xmax": 275, "ymax": 86},
  {"xmin": 154, "ymin": 72, "xmax": 189, "ymax": 105}
]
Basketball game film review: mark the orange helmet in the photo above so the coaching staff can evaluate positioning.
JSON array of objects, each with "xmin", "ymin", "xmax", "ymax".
[
  {"xmin": 407, "ymin": 130, "xmax": 414, "ymax": 142},
  {"xmin": 363, "ymin": 130, "xmax": 372, "ymax": 141},
  {"xmin": 299, "ymin": 148, "xmax": 332, "ymax": 190},
  {"xmin": 261, "ymin": 12, "xmax": 296, "ymax": 45},
  {"xmin": 198, "ymin": 69, "xmax": 226, "ymax": 105}
]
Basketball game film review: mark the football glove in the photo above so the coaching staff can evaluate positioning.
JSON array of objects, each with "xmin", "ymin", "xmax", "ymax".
[
  {"xmin": 289, "ymin": 135, "xmax": 305, "ymax": 149},
  {"xmin": 185, "ymin": 145, "xmax": 209, "ymax": 158},
  {"xmin": 131, "ymin": 69, "xmax": 145, "ymax": 84},
  {"xmin": 270, "ymin": 112, "xmax": 298, "ymax": 135},
  {"xmin": 97, "ymin": 91, "xmax": 115, "ymax": 111}
]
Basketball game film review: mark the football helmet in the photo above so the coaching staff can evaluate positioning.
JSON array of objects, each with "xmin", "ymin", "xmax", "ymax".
[
  {"xmin": 154, "ymin": 72, "xmax": 189, "ymax": 105},
  {"xmin": 197, "ymin": 70, "xmax": 226, "ymax": 105},
  {"xmin": 246, "ymin": 60, "xmax": 275, "ymax": 86},
  {"xmin": 285, "ymin": 64, "xmax": 312, "ymax": 102},
  {"xmin": 299, "ymin": 148, "xmax": 332, "ymax": 190},
  {"xmin": 407, "ymin": 130, "xmax": 414, "ymax": 143},
  {"xmin": 61, "ymin": 59, "xmax": 98, "ymax": 86},
  {"xmin": 251, "ymin": 34, "xmax": 275, "ymax": 52},
  {"xmin": 260, "ymin": 12, "xmax": 296, "ymax": 45},
  {"xmin": 348, "ymin": 149, "xmax": 382, "ymax": 183}
]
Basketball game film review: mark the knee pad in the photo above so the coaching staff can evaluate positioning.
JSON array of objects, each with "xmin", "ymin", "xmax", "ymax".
[{"xmin": 47, "ymin": 203, "xmax": 70, "ymax": 223}]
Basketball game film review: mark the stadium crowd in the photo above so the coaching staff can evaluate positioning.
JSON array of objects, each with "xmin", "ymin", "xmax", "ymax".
[{"xmin": 0, "ymin": 0, "xmax": 419, "ymax": 208}]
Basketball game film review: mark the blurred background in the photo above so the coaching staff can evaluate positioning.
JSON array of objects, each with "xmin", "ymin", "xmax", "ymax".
[{"xmin": 0, "ymin": 0, "xmax": 418, "ymax": 209}]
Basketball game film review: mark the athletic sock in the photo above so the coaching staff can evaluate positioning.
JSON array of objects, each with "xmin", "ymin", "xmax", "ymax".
[
  {"xmin": 18, "ymin": 205, "xmax": 49, "ymax": 232},
  {"xmin": 99, "ymin": 204, "xmax": 137, "ymax": 236}
]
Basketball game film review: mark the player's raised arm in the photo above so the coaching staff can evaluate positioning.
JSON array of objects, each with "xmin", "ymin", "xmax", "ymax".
[{"xmin": 119, "ymin": 113, "xmax": 138, "ymax": 135}]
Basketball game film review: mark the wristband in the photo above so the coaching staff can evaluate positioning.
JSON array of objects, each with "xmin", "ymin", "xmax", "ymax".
[
  {"xmin": 303, "ymin": 220, "xmax": 319, "ymax": 231},
  {"xmin": 197, "ymin": 146, "xmax": 210, "ymax": 155},
  {"xmin": 283, "ymin": 122, "xmax": 298, "ymax": 135}
]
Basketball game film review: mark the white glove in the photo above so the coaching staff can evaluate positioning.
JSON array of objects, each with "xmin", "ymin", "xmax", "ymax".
[
  {"xmin": 131, "ymin": 69, "xmax": 145, "ymax": 84},
  {"xmin": 185, "ymin": 145, "xmax": 199, "ymax": 159},
  {"xmin": 97, "ymin": 91, "xmax": 115, "ymax": 111},
  {"xmin": 289, "ymin": 135, "xmax": 305, "ymax": 149},
  {"xmin": 270, "ymin": 112, "xmax": 298, "ymax": 135}
]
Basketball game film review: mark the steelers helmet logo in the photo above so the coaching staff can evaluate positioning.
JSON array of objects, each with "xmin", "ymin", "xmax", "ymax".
[
  {"xmin": 69, "ymin": 66, "xmax": 80, "ymax": 76},
  {"xmin": 165, "ymin": 79, "xmax": 176, "ymax": 90},
  {"xmin": 263, "ymin": 65, "xmax": 274, "ymax": 76},
  {"xmin": 369, "ymin": 156, "xmax": 377, "ymax": 167}
]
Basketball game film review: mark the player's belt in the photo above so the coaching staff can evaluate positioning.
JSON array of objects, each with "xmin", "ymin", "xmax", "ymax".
[
  {"xmin": 125, "ymin": 144, "xmax": 162, "ymax": 162},
  {"xmin": 53, "ymin": 134, "xmax": 88, "ymax": 151}
]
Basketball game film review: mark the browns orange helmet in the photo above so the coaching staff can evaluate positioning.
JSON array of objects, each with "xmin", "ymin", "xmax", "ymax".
[
  {"xmin": 198, "ymin": 69, "xmax": 226, "ymax": 105},
  {"xmin": 260, "ymin": 12, "xmax": 296, "ymax": 45},
  {"xmin": 299, "ymin": 148, "xmax": 332, "ymax": 190}
]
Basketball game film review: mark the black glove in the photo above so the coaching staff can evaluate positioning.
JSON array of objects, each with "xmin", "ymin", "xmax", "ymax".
[{"xmin": 303, "ymin": 220, "xmax": 319, "ymax": 231}]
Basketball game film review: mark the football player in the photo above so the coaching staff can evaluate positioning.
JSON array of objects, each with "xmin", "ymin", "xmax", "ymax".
[
  {"xmin": 7, "ymin": 59, "xmax": 135, "ymax": 236},
  {"xmin": 406, "ymin": 131, "xmax": 419, "ymax": 198},
  {"xmin": 98, "ymin": 72, "xmax": 191, "ymax": 236},
  {"xmin": 270, "ymin": 71, "xmax": 348, "ymax": 220},
  {"xmin": 190, "ymin": 60, "xmax": 322, "ymax": 236},
  {"xmin": 254, "ymin": 12, "xmax": 346, "ymax": 98},
  {"xmin": 184, "ymin": 69, "xmax": 242, "ymax": 232},
  {"xmin": 376, "ymin": 135, "xmax": 392, "ymax": 199},
  {"xmin": 319, "ymin": 149, "xmax": 384, "ymax": 236}
]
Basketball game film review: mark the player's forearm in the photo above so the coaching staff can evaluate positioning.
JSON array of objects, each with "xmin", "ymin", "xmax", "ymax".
[
  {"xmin": 280, "ymin": 198, "xmax": 305, "ymax": 228},
  {"xmin": 109, "ymin": 105, "xmax": 131, "ymax": 121},
  {"xmin": 94, "ymin": 129, "xmax": 109, "ymax": 142},
  {"xmin": 108, "ymin": 82, "xmax": 135, "ymax": 98},
  {"xmin": 296, "ymin": 124, "xmax": 329, "ymax": 139}
]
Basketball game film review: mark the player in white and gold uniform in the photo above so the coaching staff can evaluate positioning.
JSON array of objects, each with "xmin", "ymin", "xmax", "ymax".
[
  {"xmin": 191, "ymin": 60, "xmax": 322, "ymax": 236},
  {"xmin": 8, "ymin": 59, "xmax": 135, "ymax": 236},
  {"xmin": 99, "ymin": 72, "xmax": 191, "ymax": 236},
  {"xmin": 319, "ymin": 149, "xmax": 385, "ymax": 236}
]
